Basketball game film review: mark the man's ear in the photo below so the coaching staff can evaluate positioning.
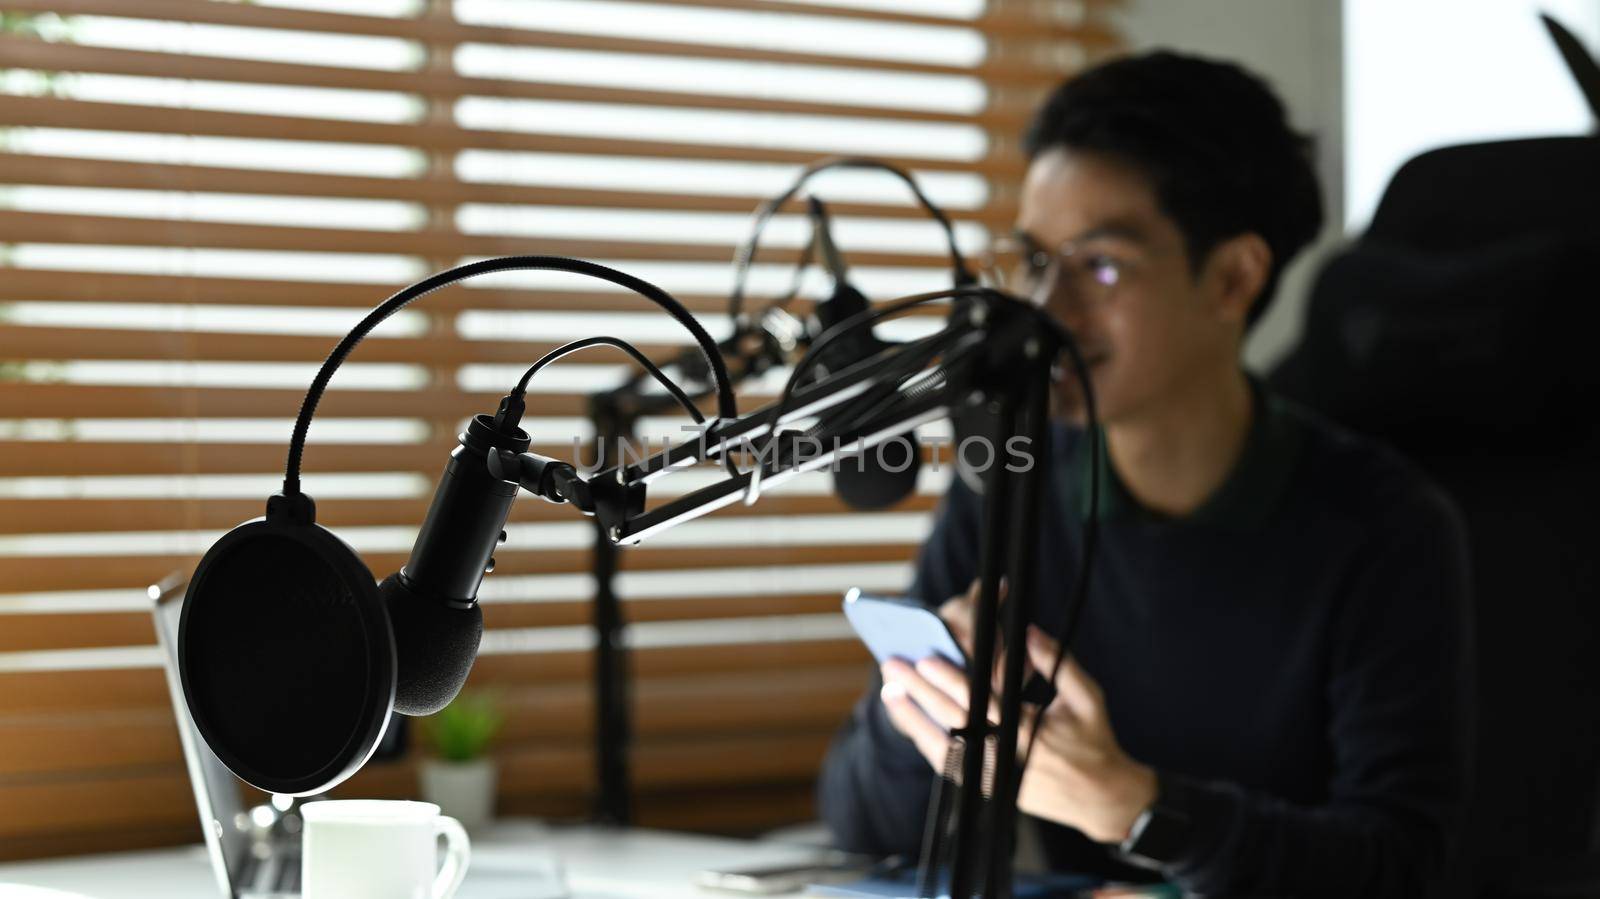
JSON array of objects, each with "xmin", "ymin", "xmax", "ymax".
[{"xmin": 1202, "ymin": 233, "xmax": 1272, "ymax": 326}]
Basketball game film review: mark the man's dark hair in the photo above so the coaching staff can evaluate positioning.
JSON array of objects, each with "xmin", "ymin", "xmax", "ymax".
[{"xmin": 1021, "ymin": 50, "xmax": 1324, "ymax": 327}]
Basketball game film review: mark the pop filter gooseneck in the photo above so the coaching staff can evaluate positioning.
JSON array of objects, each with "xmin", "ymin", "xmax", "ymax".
[{"xmin": 179, "ymin": 256, "xmax": 734, "ymax": 796}]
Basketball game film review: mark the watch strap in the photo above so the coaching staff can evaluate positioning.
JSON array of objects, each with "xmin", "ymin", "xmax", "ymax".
[{"xmin": 1118, "ymin": 770, "xmax": 1196, "ymax": 868}]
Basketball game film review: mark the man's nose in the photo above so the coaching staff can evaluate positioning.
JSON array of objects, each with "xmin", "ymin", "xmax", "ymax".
[{"xmin": 1039, "ymin": 273, "xmax": 1094, "ymax": 335}]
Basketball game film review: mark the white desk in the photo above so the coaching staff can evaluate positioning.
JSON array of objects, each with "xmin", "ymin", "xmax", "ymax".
[{"xmin": 0, "ymin": 821, "xmax": 828, "ymax": 899}]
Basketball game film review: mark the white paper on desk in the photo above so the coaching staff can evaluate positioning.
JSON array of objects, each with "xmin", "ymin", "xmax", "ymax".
[
  {"xmin": 0, "ymin": 887, "xmax": 99, "ymax": 899},
  {"xmin": 454, "ymin": 845, "xmax": 569, "ymax": 899}
]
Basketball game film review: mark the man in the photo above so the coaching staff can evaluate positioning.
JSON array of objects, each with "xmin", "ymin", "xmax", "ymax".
[{"xmin": 817, "ymin": 51, "xmax": 1473, "ymax": 897}]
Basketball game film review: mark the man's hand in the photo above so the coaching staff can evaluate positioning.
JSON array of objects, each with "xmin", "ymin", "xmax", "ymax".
[
  {"xmin": 934, "ymin": 578, "xmax": 984, "ymax": 659},
  {"xmin": 878, "ymin": 580, "xmax": 1000, "ymax": 772},
  {"xmin": 1015, "ymin": 625, "xmax": 1156, "ymax": 842},
  {"xmin": 878, "ymin": 614, "xmax": 1156, "ymax": 844}
]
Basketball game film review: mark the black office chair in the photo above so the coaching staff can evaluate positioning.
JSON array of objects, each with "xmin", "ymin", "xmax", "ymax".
[
  {"xmin": 1269, "ymin": 131, "xmax": 1600, "ymax": 899},
  {"xmin": 1271, "ymin": 20, "xmax": 1600, "ymax": 898}
]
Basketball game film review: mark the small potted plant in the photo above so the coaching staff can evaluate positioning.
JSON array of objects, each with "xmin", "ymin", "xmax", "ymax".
[{"xmin": 419, "ymin": 689, "xmax": 504, "ymax": 831}]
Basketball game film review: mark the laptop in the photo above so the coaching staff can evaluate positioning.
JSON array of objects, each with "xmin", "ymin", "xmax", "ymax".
[{"xmin": 151, "ymin": 579, "xmax": 304, "ymax": 898}]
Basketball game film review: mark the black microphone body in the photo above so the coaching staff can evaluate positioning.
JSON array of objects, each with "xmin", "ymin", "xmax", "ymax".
[
  {"xmin": 400, "ymin": 415, "xmax": 525, "ymax": 604},
  {"xmin": 812, "ymin": 281, "xmax": 924, "ymax": 509},
  {"xmin": 385, "ymin": 413, "xmax": 529, "ymax": 716}
]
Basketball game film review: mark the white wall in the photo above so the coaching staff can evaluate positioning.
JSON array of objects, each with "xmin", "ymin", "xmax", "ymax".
[
  {"xmin": 1108, "ymin": 0, "xmax": 1345, "ymax": 371},
  {"xmin": 1344, "ymin": 0, "xmax": 1600, "ymax": 231}
]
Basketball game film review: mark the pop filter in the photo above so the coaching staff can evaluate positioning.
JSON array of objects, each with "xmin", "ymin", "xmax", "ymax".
[
  {"xmin": 179, "ymin": 498, "xmax": 395, "ymax": 796},
  {"xmin": 174, "ymin": 256, "xmax": 737, "ymax": 798}
]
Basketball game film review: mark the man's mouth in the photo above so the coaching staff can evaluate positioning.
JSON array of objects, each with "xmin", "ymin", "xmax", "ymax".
[{"xmin": 1054, "ymin": 352, "xmax": 1110, "ymax": 380}]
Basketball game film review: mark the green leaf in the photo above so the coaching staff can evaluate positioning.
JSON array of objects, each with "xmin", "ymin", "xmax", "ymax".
[{"xmin": 419, "ymin": 689, "xmax": 504, "ymax": 762}]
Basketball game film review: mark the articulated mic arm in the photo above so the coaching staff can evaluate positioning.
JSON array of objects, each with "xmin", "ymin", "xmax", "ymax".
[
  {"xmin": 491, "ymin": 289, "xmax": 1063, "ymax": 547},
  {"xmin": 484, "ymin": 287, "xmax": 1074, "ymax": 899}
]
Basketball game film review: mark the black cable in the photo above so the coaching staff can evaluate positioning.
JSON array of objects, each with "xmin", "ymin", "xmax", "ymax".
[
  {"xmin": 1015, "ymin": 328, "xmax": 1100, "ymax": 784},
  {"xmin": 515, "ymin": 336, "xmax": 706, "ymax": 426},
  {"xmin": 283, "ymin": 256, "xmax": 735, "ymax": 497},
  {"xmin": 728, "ymin": 156, "xmax": 978, "ymax": 327}
]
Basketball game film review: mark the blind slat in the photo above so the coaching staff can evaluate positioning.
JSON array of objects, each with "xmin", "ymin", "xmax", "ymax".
[
  {"xmin": 0, "ymin": 544, "xmax": 918, "ymax": 592},
  {"xmin": 0, "ymin": 640, "xmax": 869, "ymax": 714},
  {"xmin": 0, "ymin": 95, "xmax": 1027, "ymax": 176},
  {"xmin": 0, "ymin": 152, "xmax": 1015, "ymax": 224},
  {"xmin": 0, "ymin": 210, "xmax": 954, "ymax": 269},
  {"xmin": 0, "ymin": 0, "xmax": 1081, "ymax": 83},
  {"xmin": 0, "ymin": 440, "xmax": 457, "ymax": 479},
  {"xmin": 0, "ymin": 670, "xmax": 863, "ymax": 777},
  {"xmin": 0, "ymin": 596, "xmax": 862, "ymax": 652},
  {"xmin": 0, "ymin": 439, "xmax": 950, "ymax": 476},
  {"xmin": 0, "ymin": 733, "xmax": 836, "ymax": 838},
  {"xmin": 1, "ymin": 380, "xmax": 914, "ymax": 422},
  {"xmin": 0, "ymin": 494, "xmax": 938, "ymax": 534},
  {"xmin": 0, "ymin": 613, "xmax": 155, "ymax": 653},
  {"xmin": 0, "ymin": 268, "xmax": 947, "ymax": 317},
  {"xmin": 0, "ymin": 34, "xmax": 1034, "ymax": 131},
  {"xmin": 0, "ymin": 324, "xmax": 683, "ymax": 365},
  {"xmin": 592, "ymin": 0, "xmax": 1115, "ymax": 41},
  {"xmin": 1, "ymin": 382, "xmax": 589, "ymax": 418}
]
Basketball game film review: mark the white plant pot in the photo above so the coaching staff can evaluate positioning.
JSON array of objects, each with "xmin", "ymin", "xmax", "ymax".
[{"xmin": 419, "ymin": 757, "xmax": 497, "ymax": 832}]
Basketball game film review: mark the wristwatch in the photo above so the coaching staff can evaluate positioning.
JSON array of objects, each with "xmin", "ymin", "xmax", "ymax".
[{"xmin": 1117, "ymin": 772, "xmax": 1194, "ymax": 869}]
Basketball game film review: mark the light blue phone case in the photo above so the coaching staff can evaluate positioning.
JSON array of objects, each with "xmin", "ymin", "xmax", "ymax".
[{"xmin": 842, "ymin": 587, "xmax": 967, "ymax": 669}]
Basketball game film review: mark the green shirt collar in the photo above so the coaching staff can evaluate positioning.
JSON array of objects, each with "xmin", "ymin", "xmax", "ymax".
[{"xmin": 1063, "ymin": 379, "xmax": 1303, "ymax": 529}]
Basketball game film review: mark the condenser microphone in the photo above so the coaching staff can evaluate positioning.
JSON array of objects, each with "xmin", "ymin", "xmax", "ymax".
[
  {"xmin": 381, "ymin": 412, "xmax": 528, "ymax": 715},
  {"xmin": 176, "ymin": 255, "xmax": 737, "ymax": 799},
  {"xmin": 179, "ymin": 412, "xmax": 530, "ymax": 795},
  {"xmin": 812, "ymin": 282, "xmax": 923, "ymax": 510},
  {"xmin": 803, "ymin": 204, "xmax": 923, "ymax": 510}
]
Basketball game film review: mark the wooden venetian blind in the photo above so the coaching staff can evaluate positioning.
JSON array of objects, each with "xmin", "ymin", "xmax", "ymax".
[{"xmin": 0, "ymin": 0, "xmax": 1116, "ymax": 860}]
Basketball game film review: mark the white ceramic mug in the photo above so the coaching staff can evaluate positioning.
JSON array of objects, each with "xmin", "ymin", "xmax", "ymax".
[{"xmin": 301, "ymin": 800, "xmax": 470, "ymax": 899}]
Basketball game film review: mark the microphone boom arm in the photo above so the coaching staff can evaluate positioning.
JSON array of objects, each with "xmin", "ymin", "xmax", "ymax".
[
  {"xmin": 487, "ymin": 288, "xmax": 1075, "ymax": 899},
  {"xmin": 581, "ymin": 291, "xmax": 1043, "ymax": 546}
]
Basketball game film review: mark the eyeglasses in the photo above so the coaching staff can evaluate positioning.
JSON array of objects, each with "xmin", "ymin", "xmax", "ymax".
[{"xmin": 981, "ymin": 233, "xmax": 1131, "ymax": 304}]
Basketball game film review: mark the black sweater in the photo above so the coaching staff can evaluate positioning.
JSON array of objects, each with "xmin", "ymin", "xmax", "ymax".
[{"xmin": 817, "ymin": 390, "xmax": 1474, "ymax": 897}]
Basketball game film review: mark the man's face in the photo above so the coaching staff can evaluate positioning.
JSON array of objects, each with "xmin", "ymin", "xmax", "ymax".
[{"xmin": 1011, "ymin": 148, "xmax": 1244, "ymax": 425}]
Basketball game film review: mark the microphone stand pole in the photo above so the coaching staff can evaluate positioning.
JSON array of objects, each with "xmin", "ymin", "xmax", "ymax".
[
  {"xmin": 954, "ymin": 337, "xmax": 1052, "ymax": 899},
  {"xmin": 582, "ymin": 324, "xmax": 790, "ymax": 826},
  {"xmin": 563, "ymin": 292, "xmax": 1065, "ymax": 898},
  {"xmin": 585, "ymin": 389, "xmax": 637, "ymax": 826}
]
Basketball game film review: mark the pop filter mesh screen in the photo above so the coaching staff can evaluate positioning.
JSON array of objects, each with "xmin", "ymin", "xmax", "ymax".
[{"xmin": 184, "ymin": 531, "xmax": 380, "ymax": 785}]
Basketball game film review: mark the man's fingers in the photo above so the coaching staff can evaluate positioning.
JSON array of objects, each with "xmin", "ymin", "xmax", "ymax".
[
  {"xmin": 912, "ymin": 656, "xmax": 969, "ymax": 703},
  {"xmin": 915, "ymin": 657, "xmax": 1001, "ymax": 726},
  {"xmin": 939, "ymin": 584, "xmax": 981, "ymax": 656},
  {"xmin": 883, "ymin": 659, "xmax": 968, "ymax": 730},
  {"xmin": 881, "ymin": 680, "xmax": 951, "ymax": 769},
  {"xmin": 991, "ymin": 644, "xmax": 1040, "ymax": 694},
  {"xmin": 1025, "ymin": 625, "xmax": 1103, "ymax": 720}
]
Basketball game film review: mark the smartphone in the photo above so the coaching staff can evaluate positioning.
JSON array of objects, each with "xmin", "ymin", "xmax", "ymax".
[
  {"xmin": 842, "ymin": 588, "xmax": 1057, "ymax": 707},
  {"xmin": 842, "ymin": 588, "xmax": 967, "ymax": 669},
  {"xmin": 693, "ymin": 853, "xmax": 879, "ymax": 894}
]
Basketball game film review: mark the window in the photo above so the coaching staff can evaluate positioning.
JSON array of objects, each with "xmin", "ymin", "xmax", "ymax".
[{"xmin": 0, "ymin": 0, "xmax": 1117, "ymax": 858}]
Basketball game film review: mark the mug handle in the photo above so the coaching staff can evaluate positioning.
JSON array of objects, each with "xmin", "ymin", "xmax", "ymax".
[{"xmin": 432, "ymin": 815, "xmax": 471, "ymax": 899}]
